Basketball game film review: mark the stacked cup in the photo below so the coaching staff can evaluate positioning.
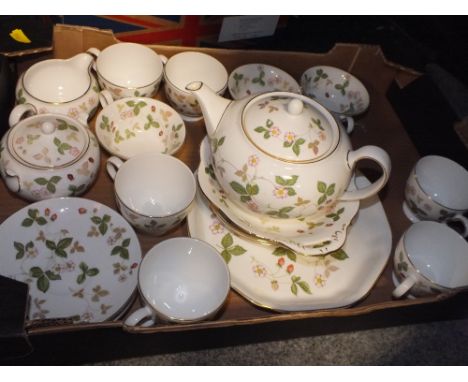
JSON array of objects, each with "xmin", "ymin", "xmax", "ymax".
[{"xmin": 393, "ymin": 155, "xmax": 468, "ymax": 299}]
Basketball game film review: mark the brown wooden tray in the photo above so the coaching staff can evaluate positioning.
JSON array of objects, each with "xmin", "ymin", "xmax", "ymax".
[{"xmin": 2, "ymin": 24, "xmax": 461, "ymax": 336}]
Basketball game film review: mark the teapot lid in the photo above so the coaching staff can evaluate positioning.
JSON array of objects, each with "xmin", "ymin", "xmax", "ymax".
[
  {"xmin": 8, "ymin": 114, "xmax": 89, "ymax": 169},
  {"xmin": 242, "ymin": 92, "xmax": 339, "ymax": 163}
]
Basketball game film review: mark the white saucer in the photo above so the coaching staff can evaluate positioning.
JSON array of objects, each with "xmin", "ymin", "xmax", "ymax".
[{"xmin": 188, "ymin": 174, "xmax": 392, "ymax": 312}]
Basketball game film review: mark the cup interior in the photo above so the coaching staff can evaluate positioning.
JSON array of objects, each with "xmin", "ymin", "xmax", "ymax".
[
  {"xmin": 139, "ymin": 238, "xmax": 230, "ymax": 322},
  {"xmin": 114, "ymin": 153, "xmax": 195, "ymax": 217},
  {"xmin": 301, "ymin": 65, "xmax": 369, "ymax": 115},
  {"xmin": 24, "ymin": 60, "xmax": 91, "ymax": 103},
  {"xmin": 97, "ymin": 43, "xmax": 163, "ymax": 88},
  {"xmin": 404, "ymin": 221, "xmax": 468, "ymax": 288},
  {"xmin": 415, "ymin": 155, "xmax": 468, "ymax": 211},
  {"xmin": 164, "ymin": 52, "xmax": 228, "ymax": 93},
  {"xmin": 228, "ymin": 63, "xmax": 301, "ymax": 99}
]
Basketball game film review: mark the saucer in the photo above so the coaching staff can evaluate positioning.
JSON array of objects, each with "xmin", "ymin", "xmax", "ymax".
[
  {"xmin": 188, "ymin": 174, "xmax": 392, "ymax": 312},
  {"xmin": 228, "ymin": 63, "xmax": 301, "ymax": 100},
  {"xmin": 95, "ymin": 98, "xmax": 186, "ymax": 160},
  {"xmin": 198, "ymin": 137, "xmax": 360, "ymax": 255},
  {"xmin": 0, "ymin": 197, "xmax": 141, "ymax": 323}
]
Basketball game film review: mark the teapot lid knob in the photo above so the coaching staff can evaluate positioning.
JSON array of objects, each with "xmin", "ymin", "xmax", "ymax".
[
  {"xmin": 41, "ymin": 121, "xmax": 56, "ymax": 135},
  {"xmin": 287, "ymin": 99, "xmax": 303, "ymax": 115}
]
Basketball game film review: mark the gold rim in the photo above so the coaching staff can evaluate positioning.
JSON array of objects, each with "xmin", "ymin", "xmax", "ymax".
[{"xmin": 240, "ymin": 92, "xmax": 341, "ymax": 164}]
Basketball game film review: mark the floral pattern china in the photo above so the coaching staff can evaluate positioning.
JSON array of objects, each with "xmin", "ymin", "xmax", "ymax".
[
  {"xmin": 0, "ymin": 197, "xmax": 141, "ymax": 323},
  {"xmin": 197, "ymin": 137, "xmax": 359, "ymax": 256},
  {"xmin": 95, "ymin": 93, "xmax": 186, "ymax": 160},
  {"xmin": 188, "ymin": 173, "xmax": 392, "ymax": 311},
  {"xmin": 301, "ymin": 65, "xmax": 370, "ymax": 116},
  {"xmin": 0, "ymin": 108, "xmax": 100, "ymax": 201},
  {"xmin": 228, "ymin": 64, "xmax": 301, "ymax": 100}
]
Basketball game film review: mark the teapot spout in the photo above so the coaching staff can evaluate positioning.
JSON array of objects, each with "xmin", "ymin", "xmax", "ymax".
[
  {"xmin": 186, "ymin": 81, "xmax": 231, "ymax": 138},
  {"xmin": 68, "ymin": 52, "xmax": 94, "ymax": 72}
]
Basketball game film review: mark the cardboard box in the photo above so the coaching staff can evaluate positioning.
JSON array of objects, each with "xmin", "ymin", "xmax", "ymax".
[{"xmin": 4, "ymin": 24, "xmax": 462, "ymax": 351}]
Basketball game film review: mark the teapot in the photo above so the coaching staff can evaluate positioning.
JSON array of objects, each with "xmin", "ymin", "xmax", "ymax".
[
  {"xmin": 187, "ymin": 82, "xmax": 391, "ymax": 220},
  {"xmin": 0, "ymin": 104, "xmax": 100, "ymax": 201},
  {"xmin": 15, "ymin": 52, "xmax": 100, "ymax": 123}
]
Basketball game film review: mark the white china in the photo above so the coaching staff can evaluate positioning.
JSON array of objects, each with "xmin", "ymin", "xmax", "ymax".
[
  {"xmin": 106, "ymin": 153, "xmax": 196, "ymax": 236},
  {"xmin": 15, "ymin": 52, "xmax": 100, "ymax": 122},
  {"xmin": 124, "ymin": 237, "xmax": 230, "ymax": 326},
  {"xmin": 0, "ymin": 197, "xmax": 141, "ymax": 322},
  {"xmin": 403, "ymin": 155, "xmax": 468, "ymax": 237},
  {"xmin": 228, "ymin": 63, "xmax": 301, "ymax": 100},
  {"xmin": 95, "ymin": 90, "xmax": 186, "ymax": 160},
  {"xmin": 87, "ymin": 43, "xmax": 167, "ymax": 99},
  {"xmin": 197, "ymin": 136, "xmax": 359, "ymax": 255},
  {"xmin": 188, "ymin": 174, "xmax": 392, "ymax": 312},
  {"xmin": 186, "ymin": 82, "xmax": 390, "ymax": 221},
  {"xmin": 164, "ymin": 51, "xmax": 228, "ymax": 120},
  {"xmin": 0, "ymin": 105, "xmax": 100, "ymax": 201},
  {"xmin": 392, "ymin": 221, "xmax": 468, "ymax": 299},
  {"xmin": 301, "ymin": 65, "xmax": 370, "ymax": 116}
]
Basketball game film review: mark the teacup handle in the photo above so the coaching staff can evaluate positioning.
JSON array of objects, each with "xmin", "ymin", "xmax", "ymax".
[
  {"xmin": 340, "ymin": 145, "xmax": 391, "ymax": 202},
  {"xmin": 106, "ymin": 156, "xmax": 124, "ymax": 180},
  {"xmin": 159, "ymin": 54, "xmax": 168, "ymax": 65},
  {"xmin": 9, "ymin": 103, "xmax": 37, "ymax": 127},
  {"xmin": 86, "ymin": 47, "xmax": 100, "ymax": 72},
  {"xmin": 336, "ymin": 114, "xmax": 354, "ymax": 134},
  {"xmin": 124, "ymin": 306, "xmax": 154, "ymax": 327},
  {"xmin": 392, "ymin": 274, "xmax": 417, "ymax": 298},
  {"xmin": 446, "ymin": 214, "xmax": 468, "ymax": 238},
  {"xmin": 99, "ymin": 89, "xmax": 114, "ymax": 108}
]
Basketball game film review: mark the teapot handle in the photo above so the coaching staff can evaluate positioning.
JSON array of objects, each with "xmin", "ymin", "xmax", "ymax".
[
  {"xmin": 9, "ymin": 103, "xmax": 37, "ymax": 127},
  {"xmin": 340, "ymin": 145, "xmax": 391, "ymax": 202}
]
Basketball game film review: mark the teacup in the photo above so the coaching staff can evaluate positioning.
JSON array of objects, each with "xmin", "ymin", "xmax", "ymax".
[
  {"xmin": 96, "ymin": 90, "xmax": 186, "ymax": 159},
  {"xmin": 301, "ymin": 65, "xmax": 370, "ymax": 116},
  {"xmin": 88, "ymin": 43, "xmax": 167, "ymax": 99},
  {"xmin": 301, "ymin": 65, "xmax": 369, "ymax": 134},
  {"xmin": 228, "ymin": 63, "xmax": 301, "ymax": 100},
  {"xmin": 106, "ymin": 153, "xmax": 196, "ymax": 236},
  {"xmin": 163, "ymin": 51, "xmax": 228, "ymax": 121},
  {"xmin": 403, "ymin": 155, "xmax": 468, "ymax": 237},
  {"xmin": 124, "ymin": 237, "xmax": 230, "ymax": 326},
  {"xmin": 392, "ymin": 221, "xmax": 468, "ymax": 298}
]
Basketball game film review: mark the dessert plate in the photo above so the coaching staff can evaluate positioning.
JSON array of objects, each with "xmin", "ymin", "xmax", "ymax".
[
  {"xmin": 188, "ymin": 175, "xmax": 392, "ymax": 311},
  {"xmin": 198, "ymin": 137, "xmax": 360, "ymax": 255},
  {"xmin": 0, "ymin": 197, "xmax": 141, "ymax": 323}
]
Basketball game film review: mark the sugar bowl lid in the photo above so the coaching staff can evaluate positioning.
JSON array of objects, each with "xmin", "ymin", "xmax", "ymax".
[
  {"xmin": 241, "ymin": 92, "xmax": 339, "ymax": 162},
  {"xmin": 8, "ymin": 114, "xmax": 89, "ymax": 169}
]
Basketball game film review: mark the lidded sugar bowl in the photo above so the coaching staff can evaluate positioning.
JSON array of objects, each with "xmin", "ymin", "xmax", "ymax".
[{"xmin": 0, "ymin": 104, "xmax": 100, "ymax": 201}]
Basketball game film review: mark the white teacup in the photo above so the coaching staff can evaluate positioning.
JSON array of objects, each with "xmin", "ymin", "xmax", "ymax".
[
  {"xmin": 393, "ymin": 221, "xmax": 468, "ymax": 298},
  {"xmin": 106, "ymin": 153, "xmax": 196, "ymax": 236},
  {"xmin": 88, "ymin": 43, "xmax": 167, "ymax": 99},
  {"xmin": 163, "ymin": 51, "xmax": 228, "ymax": 121},
  {"xmin": 124, "ymin": 237, "xmax": 230, "ymax": 326},
  {"xmin": 403, "ymin": 155, "xmax": 468, "ymax": 237}
]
